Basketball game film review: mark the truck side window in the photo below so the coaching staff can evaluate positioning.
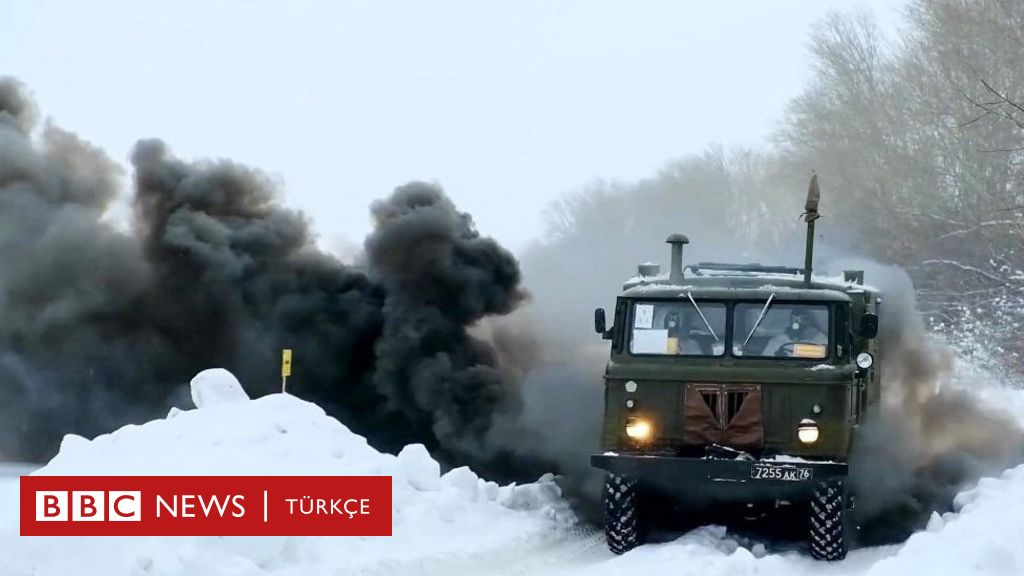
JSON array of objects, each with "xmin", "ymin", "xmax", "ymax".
[
  {"xmin": 835, "ymin": 305, "xmax": 850, "ymax": 360},
  {"xmin": 613, "ymin": 300, "xmax": 628, "ymax": 353}
]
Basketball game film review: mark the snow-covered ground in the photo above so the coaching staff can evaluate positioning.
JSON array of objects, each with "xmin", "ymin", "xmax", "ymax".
[
  {"xmin": 0, "ymin": 369, "xmax": 575, "ymax": 576},
  {"xmin": 2, "ymin": 366, "xmax": 1024, "ymax": 575}
]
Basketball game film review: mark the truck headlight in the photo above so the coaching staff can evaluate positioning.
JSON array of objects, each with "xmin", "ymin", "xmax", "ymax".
[
  {"xmin": 625, "ymin": 418, "xmax": 652, "ymax": 440},
  {"xmin": 856, "ymin": 352, "xmax": 874, "ymax": 369},
  {"xmin": 797, "ymin": 419, "xmax": 819, "ymax": 444}
]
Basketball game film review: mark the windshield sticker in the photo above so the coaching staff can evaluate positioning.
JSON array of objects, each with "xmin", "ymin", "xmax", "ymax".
[
  {"xmin": 633, "ymin": 304, "xmax": 654, "ymax": 328},
  {"xmin": 631, "ymin": 329, "xmax": 668, "ymax": 354},
  {"xmin": 793, "ymin": 344, "xmax": 827, "ymax": 358}
]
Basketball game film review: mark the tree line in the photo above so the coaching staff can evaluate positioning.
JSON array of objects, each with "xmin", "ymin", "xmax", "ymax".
[{"xmin": 529, "ymin": 0, "xmax": 1024, "ymax": 371}]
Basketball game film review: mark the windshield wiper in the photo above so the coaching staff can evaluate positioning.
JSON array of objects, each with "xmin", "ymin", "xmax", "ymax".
[
  {"xmin": 686, "ymin": 291, "xmax": 720, "ymax": 342},
  {"xmin": 741, "ymin": 292, "xmax": 775, "ymax": 349}
]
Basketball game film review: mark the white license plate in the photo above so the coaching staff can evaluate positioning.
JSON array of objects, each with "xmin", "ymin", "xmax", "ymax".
[{"xmin": 750, "ymin": 464, "xmax": 812, "ymax": 482}]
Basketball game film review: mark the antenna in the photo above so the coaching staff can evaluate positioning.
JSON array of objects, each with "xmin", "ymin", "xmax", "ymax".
[{"xmin": 802, "ymin": 173, "xmax": 821, "ymax": 287}]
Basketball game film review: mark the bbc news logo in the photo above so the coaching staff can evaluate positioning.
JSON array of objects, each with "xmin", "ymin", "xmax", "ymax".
[
  {"xmin": 21, "ymin": 476, "xmax": 391, "ymax": 536},
  {"xmin": 36, "ymin": 491, "xmax": 141, "ymax": 522}
]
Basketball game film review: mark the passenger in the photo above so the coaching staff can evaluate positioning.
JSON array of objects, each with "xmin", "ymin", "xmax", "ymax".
[
  {"xmin": 765, "ymin": 309, "xmax": 827, "ymax": 357},
  {"xmin": 665, "ymin": 311, "xmax": 703, "ymax": 355}
]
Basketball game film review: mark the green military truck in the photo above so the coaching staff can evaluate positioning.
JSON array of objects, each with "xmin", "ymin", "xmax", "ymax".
[{"xmin": 591, "ymin": 177, "xmax": 880, "ymax": 560}]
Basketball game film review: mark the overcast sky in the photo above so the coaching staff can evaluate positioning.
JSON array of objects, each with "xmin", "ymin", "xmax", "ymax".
[{"xmin": 3, "ymin": 0, "xmax": 903, "ymax": 253}]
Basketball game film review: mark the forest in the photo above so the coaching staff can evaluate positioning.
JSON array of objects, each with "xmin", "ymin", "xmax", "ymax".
[{"xmin": 527, "ymin": 0, "xmax": 1024, "ymax": 374}]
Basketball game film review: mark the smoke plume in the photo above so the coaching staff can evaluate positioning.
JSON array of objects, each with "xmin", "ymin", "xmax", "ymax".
[
  {"xmin": 0, "ymin": 78, "xmax": 529, "ymax": 470},
  {"xmin": 364, "ymin": 183, "xmax": 527, "ymax": 455},
  {"xmin": 842, "ymin": 262, "xmax": 1024, "ymax": 543}
]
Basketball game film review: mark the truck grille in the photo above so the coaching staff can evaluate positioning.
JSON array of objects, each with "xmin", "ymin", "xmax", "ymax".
[
  {"xmin": 683, "ymin": 384, "xmax": 764, "ymax": 450},
  {"xmin": 700, "ymin": 391, "xmax": 720, "ymax": 421},
  {"xmin": 696, "ymin": 388, "xmax": 750, "ymax": 428},
  {"xmin": 726, "ymin": 391, "xmax": 748, "ymax": 424}
]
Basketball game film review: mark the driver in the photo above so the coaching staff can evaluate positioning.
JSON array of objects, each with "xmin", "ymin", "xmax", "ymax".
[
  {"xmin": 765, "ymin": 309, "xmax": 827, "ymax": 357},
  {"xmin": 665, "ymin": 311, "xmax": 703, "ymax": 355}
]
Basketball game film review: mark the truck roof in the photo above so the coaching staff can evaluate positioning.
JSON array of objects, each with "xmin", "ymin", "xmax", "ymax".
[{"xmin": 621, "ymin": 262, "xmax": 873, "ymax": 302}]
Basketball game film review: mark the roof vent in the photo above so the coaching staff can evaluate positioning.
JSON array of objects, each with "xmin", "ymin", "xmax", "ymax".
[{"xmin": 666, "ymin": 234, "xmax": 689, "ymax": 284}]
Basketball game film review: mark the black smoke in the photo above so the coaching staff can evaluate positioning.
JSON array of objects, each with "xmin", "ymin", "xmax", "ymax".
[
  {"xmin": 364, "ymin": 183, "xmax": 527, "ymax": 456},
  {"xmin": 0, "ymin": 78, "xmax": 533, "ymax": 472}
]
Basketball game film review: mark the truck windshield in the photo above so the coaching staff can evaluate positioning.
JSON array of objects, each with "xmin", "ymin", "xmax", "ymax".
[
  {"xmin": 630, "ymin": 301, "xmax": 726, "ymax": 356},
  {"xmin": 733, "ymin": 303, "xmax": 829, "ymax": 358}
]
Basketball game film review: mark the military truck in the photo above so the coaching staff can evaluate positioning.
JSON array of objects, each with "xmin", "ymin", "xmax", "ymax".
[{"xmin": 591, "ymin": 176, "xmax": 880, "ymax": 560}]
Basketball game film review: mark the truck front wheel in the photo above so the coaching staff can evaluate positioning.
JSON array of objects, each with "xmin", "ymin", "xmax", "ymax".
[
  {"xmin": 604, "ymin": 473, "xmax": 643, "ymax": 555},
  {"xmin": 809, "ymin": 479, "xmax": 849, "ymax": 561}
]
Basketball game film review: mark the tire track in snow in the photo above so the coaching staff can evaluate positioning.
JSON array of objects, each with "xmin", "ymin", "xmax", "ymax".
[
  {"xmin": 352, "ymin": 523, "xmax": 606, "ymax": 576},
  {"xmin": 498, "ymin": 524, "xmax": 607, "ymax": 576}
]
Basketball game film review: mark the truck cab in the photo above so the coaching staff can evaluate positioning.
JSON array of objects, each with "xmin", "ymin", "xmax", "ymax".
[{"xmin": 592, "ymin": 234, "xmax": 880, "ymax": 561}]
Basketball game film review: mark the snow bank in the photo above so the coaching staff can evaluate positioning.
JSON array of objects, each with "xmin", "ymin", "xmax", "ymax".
[
  {"xmin": 189, "ymin": 368, "xmax": 249, "ymax": 408},
  {"xmin": 0, "ymin": 370, "xmax": 571, "ymax": 576}
]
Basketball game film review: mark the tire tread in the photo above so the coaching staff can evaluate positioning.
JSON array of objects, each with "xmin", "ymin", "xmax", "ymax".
[
  {"xmin": 604, "ymin": 474, "xmax": 642, "ymax": 555},
  {"xmin": 809, "ymin": 479, "xmax": 849, "ymax": 561}
]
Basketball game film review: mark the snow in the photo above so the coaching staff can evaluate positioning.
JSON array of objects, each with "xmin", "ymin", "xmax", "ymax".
[
  {"xmin": 5, "ymin": 366, "xmax": 1024, "ymax": 575},
  {"xmin": 189, "ymin": 368, "xmax": 249, "ymax": 408},
  {"xmin": 809, "ymin": 363, "xmax": 836, "ymax": 371},
  {"xmin": 0, "ymin": 370, "xmax": 571, "ymax": 576},
  {"xmin": 624, "ymin": 272, "xmax": 672, "ymax": 285},
  {"xmin": 625, "ymin": 283, "xmax": 695, "ymax": 293},
  {"xmin": 539, "ymin": 463, "xmax": 1024, "ymax": 576},
  {"xmin": 396, "ymin": 444, "xmax": 441, "ymax": 491},
  {"xmin": 763, "ymin": 455, "xmax": 838, "ymax": 464}
]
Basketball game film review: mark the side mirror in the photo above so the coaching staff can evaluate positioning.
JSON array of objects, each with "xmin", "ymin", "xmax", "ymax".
[
  {"xmin": 859, "ymin": 313, "xmax": 879, "ymax": 339},
  {"xmin": 594, "ymin": 308, "xmax": 607, "ymax": 335}
]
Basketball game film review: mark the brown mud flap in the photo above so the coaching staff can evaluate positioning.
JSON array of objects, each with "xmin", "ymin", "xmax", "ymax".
[{"xmin": 682, "ymin": 384, "xmax": 764, "ymax": 450}]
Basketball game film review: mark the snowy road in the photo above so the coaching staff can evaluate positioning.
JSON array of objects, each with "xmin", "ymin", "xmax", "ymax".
[
  {"xmin": 358, "ymin": 499, "xmax": 1020, "ymax": 576},
  {"xmin": 356, "ymin": 524, "xmax": 609, "ymax": 576}
]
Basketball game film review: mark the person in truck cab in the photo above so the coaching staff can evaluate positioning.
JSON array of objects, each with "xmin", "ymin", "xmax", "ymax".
[
  {"xmin": 765, "ymin": 309, "xmax": 826, "ymax": 357},
  {"xmin": 665, "ymin": 310, "xmax": 703, "ymax": 355}
]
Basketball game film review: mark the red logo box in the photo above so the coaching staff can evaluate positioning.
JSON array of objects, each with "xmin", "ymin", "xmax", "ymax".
[{"xmin": 21, "ymin": 476, "xmax": 392, "ymax": 536}]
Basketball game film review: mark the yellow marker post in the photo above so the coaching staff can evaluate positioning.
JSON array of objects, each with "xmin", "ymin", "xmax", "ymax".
[{"xmin": 281, "ymin": 349, "xmax": 293, "ymax": 393}]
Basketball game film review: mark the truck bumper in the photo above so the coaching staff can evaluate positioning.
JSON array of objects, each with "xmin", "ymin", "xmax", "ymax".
[{"xmin": 591, "ymin": 452, "xmax": 848, "ymax": 501}]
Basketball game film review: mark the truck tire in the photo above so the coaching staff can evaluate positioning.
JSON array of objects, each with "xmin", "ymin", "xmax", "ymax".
[
  {"xmin": 809, "ymin": 479, "xmax": 848, "ymax": 561},
  {"xmin": 604, "ymin": 473, "xmax": 643, "ymax": 555}
]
